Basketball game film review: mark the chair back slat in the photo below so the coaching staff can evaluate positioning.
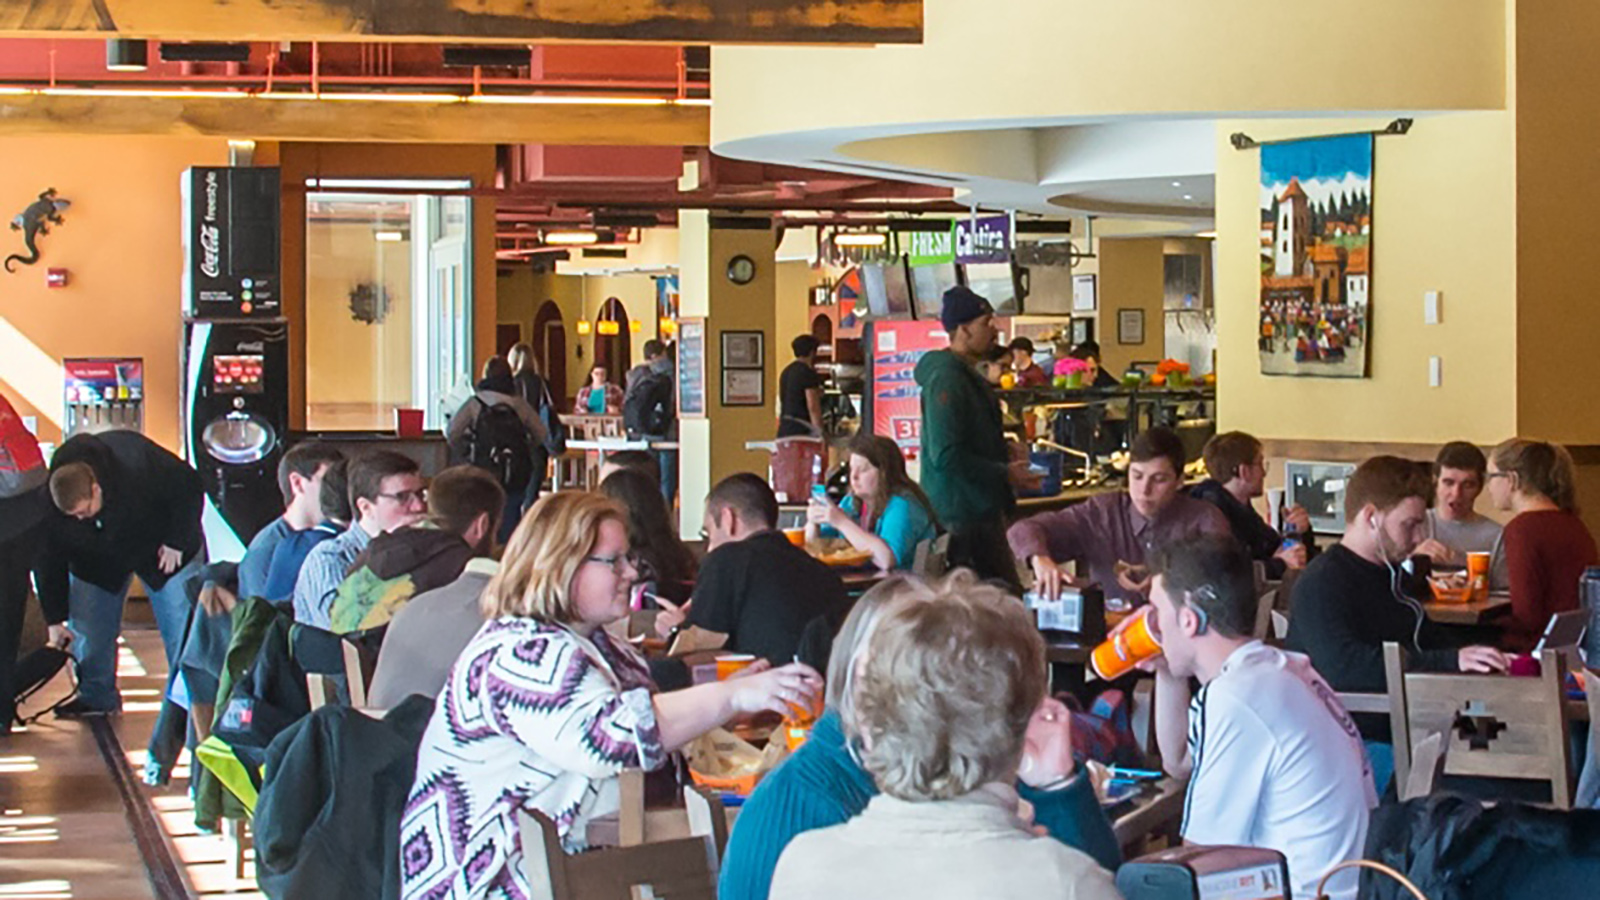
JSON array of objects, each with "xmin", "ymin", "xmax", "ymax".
[{"xmin": 1385, "ymin": 642, "xmax": 1573, "ymax": 808}]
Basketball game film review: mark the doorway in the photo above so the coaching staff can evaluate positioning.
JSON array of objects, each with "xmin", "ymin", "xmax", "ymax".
[
  {"xmin": 594, "ymin": 297, "xmax": 631, "ymax": 390},
  {"xmin": 533, "ymin": 300, "xmax": 568, "ymax": 409}
]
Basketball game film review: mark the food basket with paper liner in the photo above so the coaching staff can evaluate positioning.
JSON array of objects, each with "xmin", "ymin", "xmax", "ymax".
[{"xmin": 685, "ymin": 727, "xmax": 790, "ymax": 796}]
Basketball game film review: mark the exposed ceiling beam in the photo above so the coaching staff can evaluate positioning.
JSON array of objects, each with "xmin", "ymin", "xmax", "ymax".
[
  {"xmin": 0, "ymin": 92, "xmax": 707, "ymax": 143},
  {"xmin": 0, "ymin": 0, "xmax": 922, "ymax": 44}
]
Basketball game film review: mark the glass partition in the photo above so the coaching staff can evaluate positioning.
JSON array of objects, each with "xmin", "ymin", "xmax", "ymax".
[{"xmin": 304, "ymin": 191, "xmax": 473, "ymax": 431}]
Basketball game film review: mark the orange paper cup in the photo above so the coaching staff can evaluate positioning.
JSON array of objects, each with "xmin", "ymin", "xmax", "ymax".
[
  {"xmin": 1466, "ymin": 552, "xmax": 1491, "ymax": 600},
  {"xmin": 783, "ymin": 528, "xmax": 807, "ymax": 547},
  {"xmin": 715, "ymin": 653, "xmax": 758, "ymax": 680},
  {"xmin": 1090, "ymin": 612, "xmax": 1163, "ymax": 681}
]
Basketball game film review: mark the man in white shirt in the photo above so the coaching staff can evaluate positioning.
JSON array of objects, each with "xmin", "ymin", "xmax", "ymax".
[
  {"xmin": 1415, "ymin": 441, "xmax": 1508, "ymax": 590},
  {"xmin": 1145, "ymin": 534, "xmax": 1375, "ymax": 899}
]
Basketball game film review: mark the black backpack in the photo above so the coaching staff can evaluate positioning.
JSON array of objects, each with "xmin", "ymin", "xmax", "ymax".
[
  {"xmin": 465, "ymin": 399, "xmax": 535, "ymax": 493},
  {"xmin": 623, "ymin": 370, "xmax": 673, "ymax": 437}
]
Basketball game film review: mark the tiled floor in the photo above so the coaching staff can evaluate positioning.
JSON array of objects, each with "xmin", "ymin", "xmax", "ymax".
[{"xmin": 0, "ymin": 616, "xmax": 262, "ymax": 900}]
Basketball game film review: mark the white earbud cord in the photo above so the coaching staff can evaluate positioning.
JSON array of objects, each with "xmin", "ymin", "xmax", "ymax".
[{"xmin": 1374, "ymin": 514, "xmax": 1428, "ymax": 652}]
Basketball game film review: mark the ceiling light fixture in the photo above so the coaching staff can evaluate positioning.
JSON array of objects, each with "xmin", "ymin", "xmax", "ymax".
[
  {"xmin": 1171, "ymin": 181, "xmax": 1182, "ymax": 188},
  {"xmin": 374, "ymin": 231, "xmax": 405, "ymax": 242},
  {"xmin": 545, "ymin": 231, "xmax": 600, "ymax": 245},
  {"xmin": 834, "ymin": 232, "xmax": 887, "ymax": 247},
  {"xmin": 1183, "ymin": 194, "xmax": 1194, "ymax": 201},
  {"xmin": 106, "ymin": 39, "xmax": 149, "ymax": 72}
]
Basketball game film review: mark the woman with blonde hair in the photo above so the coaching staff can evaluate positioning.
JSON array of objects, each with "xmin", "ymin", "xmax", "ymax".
[
  {"xmin": 400, "ymin": 491, "xmax": 821, "ymax": 900},
  {"xmin": 720, "ymin": 573, "xmax": 1117, "ymax": 900},
  {"xmin": 1487, "ymin": 439, "xmax": 1598, "ymax": 651},
  {"xmin": 767, "ymin": 572, "xmax": 1120, "ymax": 900}
]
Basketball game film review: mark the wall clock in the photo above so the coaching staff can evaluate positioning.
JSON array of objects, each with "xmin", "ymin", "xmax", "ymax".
[{"xmin": 726, "ymin": 254, "xmax": 756, "ymax": 285}]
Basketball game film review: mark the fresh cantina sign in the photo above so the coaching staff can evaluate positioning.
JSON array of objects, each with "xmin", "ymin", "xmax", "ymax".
[{"xmin": 906, "ymin": 214, "xmax": 1012, "ymax": 266}]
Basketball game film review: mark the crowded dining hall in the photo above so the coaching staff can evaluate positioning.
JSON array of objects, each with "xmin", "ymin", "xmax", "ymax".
[{"xmin": 3, "ymin": 3, "xmax": 1600, "ymax": 899}]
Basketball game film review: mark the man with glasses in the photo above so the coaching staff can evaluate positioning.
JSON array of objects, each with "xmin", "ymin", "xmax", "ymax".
[
  {"xmin": 655, "ymin": 473, "xmax": 848, "ymax": 669},
  {"xmin": 1190, "ymin": 431, "xmax": 1313, "ymax": 580},
  {"xmin": 292, "ymin": 450, "xmax": 426, "ymax": 629},
  {"xmin": 328, "ymin": 465, "xmax": 502, "ymax": 635}
]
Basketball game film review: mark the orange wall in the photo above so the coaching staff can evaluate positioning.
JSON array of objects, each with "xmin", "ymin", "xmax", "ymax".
[{"xmin": 0, "ymin": 136, "xmax": 231, "ymax": 452}]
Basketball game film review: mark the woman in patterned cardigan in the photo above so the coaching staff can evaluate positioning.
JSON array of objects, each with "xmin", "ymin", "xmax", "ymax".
[{"xmin": 400, "ymin": 491, "xmax": 822, "ymax": 900}]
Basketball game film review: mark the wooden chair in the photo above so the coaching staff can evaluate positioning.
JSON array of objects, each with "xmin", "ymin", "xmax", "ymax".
[
  {"xmin": 1400, "ymin": 731, "xmax": 1448, "ymax": 801},
  {"xmin": 1251, "ymin": 587, "xmax": 1278, "ymax": 641},
  {"xmin": 1384, "ymin": 641, "xmax": 1575, "ymax": 808},
  {"xmin": 523, "ymin": 809, "xmax": 719, "ymax": 900},
  {"xmin": 611, "ymin": 770, "xmax": 730, "ymax": 855},
  {"xmin": 912, "ymin": 533, "xmax": 951, "ymax": 578},
  {"xmin": 304, "ymin": 638, "xmax": 371, "ymax": 711}
]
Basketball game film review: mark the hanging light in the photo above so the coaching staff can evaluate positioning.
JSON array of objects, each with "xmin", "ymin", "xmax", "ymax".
[
  {"xmin": 660, "ymin": 317, "xmax": 677, "ymax": 334},
  {"xmin": 597, "ymin": 320, "xmax": 621, "ymax": 336},
  {"xmin": 545, "ymin": 231, "xmax": 599, "ymax": 246},
  {"xmin": 628, "ymin": 319, "xmax": 643, "ymax": 333},
  {"xmin": 576, "ymin": 320, "xmax": 593, "ymax": 335},
  {"xmin": 106, "ymin": 39, "xmax": 149, "ymax": 72},
  {"xmin": 834, "ymin": 232, "xmax": 888, "ymax": 247}
]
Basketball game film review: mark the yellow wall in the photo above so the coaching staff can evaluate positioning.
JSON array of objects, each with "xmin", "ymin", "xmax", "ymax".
[
  {"xmin": 497, "ymin": 268, "xmax": 664, "ymax": 410},
  {"xmin": 0, "ymin": 136, "xmax": 231, "ymax": 452},
  {"xmin": 1097, "ymin": 238, "xmax": 1166, "ymax": 379},
  {"xmin": 1214, "ymin": 114, "xmax": 1518, "ymax": 445},
  {"xmin": 304, "ymin": 223, "xmax": 414, "ymax": 424},
  {"xmin": 713, "ymin": 0, "xmax": 1506, "ymax": 152},
  {"xmin": 774, "ymin": 259, "xmax": 814, "ymax": 414}
]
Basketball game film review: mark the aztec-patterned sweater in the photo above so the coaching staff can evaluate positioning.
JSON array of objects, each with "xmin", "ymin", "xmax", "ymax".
[{"xmin": 399, "ymin": 616, "xmax": 665, "ymax": 900}]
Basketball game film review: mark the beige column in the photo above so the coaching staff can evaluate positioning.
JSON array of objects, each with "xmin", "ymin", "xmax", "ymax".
[{"xmin": 676, "ymin": 212, "xmax": 779, "ymax": 538}]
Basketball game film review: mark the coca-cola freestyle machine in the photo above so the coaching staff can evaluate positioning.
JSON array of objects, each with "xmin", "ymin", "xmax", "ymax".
[{"xmin": 181, "ymin": 166, "xmax": 288, "ymax": 557}]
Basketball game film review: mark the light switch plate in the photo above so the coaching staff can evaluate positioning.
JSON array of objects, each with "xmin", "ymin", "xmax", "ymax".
[
  {"xmin": 1429, "ymin": 356, "xmax": 1442, "ymax": 387},
  {"xmin": 1424, "ymin": 291, "xmax": 1441, "ymax": 324}
]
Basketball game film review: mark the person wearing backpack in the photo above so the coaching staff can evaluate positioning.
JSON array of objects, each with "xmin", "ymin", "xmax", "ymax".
[
  {"xmin": 622, "ymin": 340, "xmax": 678, "ymax": 504},
  {"xmin": 0, "ymin": 392, "xmax": 64, "ymax": 734},
  {"xmin": 446, "ymin": 356, "xmax": 545, "ymax": 543},
  {"xmin": 507, "ymin": 342, "xmax": 565, "ymax": 516}
]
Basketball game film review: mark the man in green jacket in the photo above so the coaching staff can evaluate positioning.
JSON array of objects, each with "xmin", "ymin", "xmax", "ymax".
[{"xmin": 915, "ymin": 286, "xmax": 1037, "ymax": 590}]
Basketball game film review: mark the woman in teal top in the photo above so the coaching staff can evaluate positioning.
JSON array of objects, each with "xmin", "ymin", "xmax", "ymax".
[
  {"xmin": 806, "ymin": 433, "xmax": 940, "ymax": 570},
  {"xmin": 718, "ymin": 576, "xmax": 1121, "ymax": 900}
]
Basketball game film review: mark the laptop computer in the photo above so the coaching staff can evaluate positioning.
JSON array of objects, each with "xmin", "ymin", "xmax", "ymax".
[{"xmin": 1533, "ymin": 609, "xmax": 1588, "ymax": 669}]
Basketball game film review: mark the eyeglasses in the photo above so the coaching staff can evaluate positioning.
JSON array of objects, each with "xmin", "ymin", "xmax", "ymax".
[
  {"xmin": 1487, "ymin": 472, "xmax": 1511, "ymax": 480},
  {"xmin": 584, "ymin": 553, "xmax": 640, "ymax": 576},
  {"xmin": 376, "ymin": 489, "xmax": 427, "ymax": 505}
]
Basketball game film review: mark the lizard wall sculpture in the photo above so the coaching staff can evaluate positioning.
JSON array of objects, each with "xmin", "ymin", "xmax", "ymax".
[{"xmin": 6, "ymin": 188, "xmax": 71, "ymax": 273}]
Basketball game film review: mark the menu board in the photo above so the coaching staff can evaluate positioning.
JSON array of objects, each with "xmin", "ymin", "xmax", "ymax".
[
  {"xmin": 870, "ymin": 319, "xmax": 948, "ymax": 456},
  {"xmin": 677, "ymin": 318, "xmax": 706, "ymax": 418}
]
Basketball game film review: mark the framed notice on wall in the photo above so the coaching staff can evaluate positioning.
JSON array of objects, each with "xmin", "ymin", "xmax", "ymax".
[
  {"xmin": 677, "ymin": 318, "xmax": 706, "ymax": 418},
  {"xmin": 721, "ymin": 330, "xmax": 764, "ymax": 368},
  {"xmin": 1072, "ymin": 273, "xmax": 1098, "ymax": 312},
  {"xmin": 722, "ymin": 368, "xmax": 764, "ymax": 406},
  {"xmin": 1117, "ymin": 308, "xmax": 1145, "ymax": 345}
]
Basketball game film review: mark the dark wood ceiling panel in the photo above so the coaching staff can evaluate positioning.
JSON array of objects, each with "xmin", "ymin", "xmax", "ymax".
[{"xmin": 0, "ymin": 0, "xmax": 922, "ymax": 44}]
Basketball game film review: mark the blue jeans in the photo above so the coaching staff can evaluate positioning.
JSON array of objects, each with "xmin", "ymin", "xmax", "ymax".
[
  {"xmin": 67, "ymin": 555, "xmax": 203, "ymax": 710},
  {"xmin": 655, "ymin": 446, "xmax": 678, "ymax": 506}
]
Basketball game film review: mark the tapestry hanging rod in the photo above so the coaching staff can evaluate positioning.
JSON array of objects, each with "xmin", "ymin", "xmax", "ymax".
[{"xmin": 1230, "ymin": 117, "xmax": 1413, "ymax": 151}]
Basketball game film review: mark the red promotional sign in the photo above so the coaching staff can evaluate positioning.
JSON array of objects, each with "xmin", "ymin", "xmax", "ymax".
[{"xmin": 870, "ymin": 319, "xmax": 948, "ymax": 458}]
